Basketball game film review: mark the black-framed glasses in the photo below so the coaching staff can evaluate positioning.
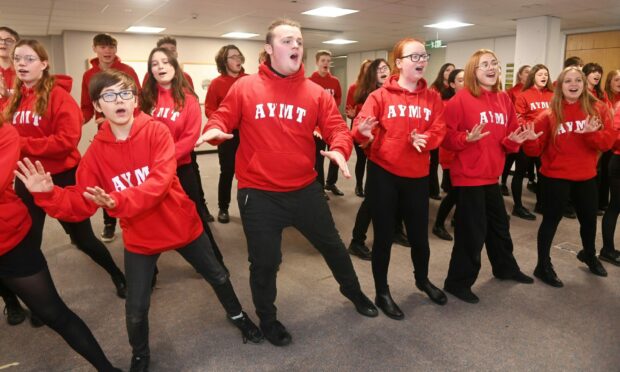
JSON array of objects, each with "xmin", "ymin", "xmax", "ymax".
[
  {"xmin": 0, "ymin": 38, "xmax": 16, "ymax": 45},
  {"xmin": 12, "ymin": 55, "xmax": 39, "ymax": 64},
  {"xmin": 378, "ymin": 65, "xmax": 390, "ymax": 72},
  {"xmin": 99, "ymin": 90, "xmax": 135, "ymax": 102},
  {"xmin": 400, "ymin": 53, "xmax": 431, "ymax": 62}
]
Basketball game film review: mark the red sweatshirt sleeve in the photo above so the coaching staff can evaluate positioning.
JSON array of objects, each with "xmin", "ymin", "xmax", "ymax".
[
  {"xmin": 422, "ymin": 96, "xmax": 446, "ymax": 151},
  {"xmin": 514, "ymin": 94, "xmax": 528, "ymax": 126},
  {"xmin": 204, "ymin": 78, "xmax": 221, "ymax": 118},
  {"xmin": 174, "ymin": 96, "xmax": 201, "ymax": 162},
  {"xmin": 522, "ymin": 111, "xmax": 551, "ymax": 157},
  {"xmin": 80, "ymin": 71, "xmax": 94, "ymax": 123},
  {"xmin": 583, "ymin": 103, "xmax": 615, "ymax": 152},
  {"xmin": 203, "ymin": 82, "xmax": 242, "ymax": 145},
  {"xmin": 20, "ymin": 89, "xmax": 82, "ymax": 159},
  {"xmin": 345, "ymin": 85, "xmax": 356, "ymax": 119},
  {"xmin": 613, "ymin": 108, "xmax": 620, "ymax": 151},
  {"xmin": 442, "ymin": 96, "xmax": 470, "ymax": 152},
  {"xmin": 107, "ymin": 124, "xmax": 176, "ymax": 219},
  {"xmin": 334, "ymin": 80, "xmax": 342, "ymax": 107},
  {"xmin": 500, "ymin": 103, "xmax": 521, "ymax": 153},
  {"xmin": 0, "ymin": 126, "xmax": 19, "ymax": 195},
  {"xmin": 318, "ymin": 89, "xmax": 352, "ymax": 159},
  {"xmin": 126, "ymin": 67, "xmax": 142, "ymax": 91},
  {"xmin": 351, "ymin": 92, "xmax": 380, "ymax": 146}
]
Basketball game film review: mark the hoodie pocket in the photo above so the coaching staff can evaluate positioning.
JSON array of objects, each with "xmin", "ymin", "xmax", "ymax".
[
  {"xmin": 246, "ymin": 151, "xmax": 314, "ymax": 186},
  {"xmin": 374, "ymin": 137, "xmax": 408, "ymax": 167}
]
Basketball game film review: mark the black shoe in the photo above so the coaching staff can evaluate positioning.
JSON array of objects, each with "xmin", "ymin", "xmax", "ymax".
[
  {"xmin": 534, "ymin": 203, "xmax": 543, "ymax": 214},
  {"xmin": 260, "ymin": 320, "xmax": 292, "ymax": 346},
  {"xmin": 496, "ymin": 270, "xmax": 534, "ymax": 284},
  {"xmin": 563, "ymin": 209, "xmax": 576, "ymax": 219},
  {"xmin": 100, "ymin": 224, "xmax": 116, "ymax": 243},
  {"xmin": 325, "ymin": 184, "xmax": 344, "ymax": 196},
  {"xmin": 512, "ymin": 206, "xmax": 536, "ymax": 221},
  {"xmin": 217, "ymin": 209, "xmax": 230, "ymax": 224},
  {"xmin": 393, "ymin": 231, "xmax": 410, "ymax": 247},
  {"xmin": 111, "ymin": 273, "xmax": 127, "ymax": 299},
  {"xmin": 229, "ymin": 311, "xmax": 263, "ymax": 344},
  {"xmin": 444, "ymin": 286, "xmax": 479, "ymax": 304},
  {"xmin": 348, "ymin": 241, "xmax": 372, "ymax": 261},
  {"xmin": 346, "ymin": 291, "xmax": 379, "ymax": 317},
  {"xmin": 429, "ymin": 194, "xmax": 442, "ymax": 201},
  {"xmin": 526, "ymin": 181, "xmax": 537, "ymax": 193},
  {"xmin": 323, "ymin": 191, "xmax": 330, "ymax": 200},
  {"xmin": 3, "ymin": 301, "xmax": 26, "ymax": 326},
  {"xmin": 129, "ymin": 355, "xmax": 149, "ymax": 372},
  {"xmin": 30, "ymin": 312, "xmax": 45, "ymax": 328},
  {"xmin": 596, "ymin": 209, "xmax": 605, "ymax": 216},
  {"xmin": 355, "ymin": 185, "xmax": 365, "ymax": 197},
  {"xmin": 375, "ymin": 289, "xmax": 404, "ymax": 320},
  {"xmin": 416, "ymin": 280, "xmax": 447, "ymax": 305},
  {"xmin": 432, "ymin": 225, "xmax": 453, "ymax": 241},
  {"xmin": 500, "ymin": 184, "xmax": 510, "ymax": 196},
  {"xmin": 204, "ymin": 206, "xmax": 215, "ymax": 222},
  {"xmin": 599, "ymin": 249, "xmax": 620, "ymax": 266},
  {"xmin": 534, "ymin": 263, "xmax": 563, "ymax": 287},
  {"xmin": 577, "ymin": 250, "xmax": 607, "ymax": 277}
]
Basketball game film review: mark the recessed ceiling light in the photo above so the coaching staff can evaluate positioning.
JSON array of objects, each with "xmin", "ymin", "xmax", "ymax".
[
  {"xmin": 302, "ymin": 7, "xmax": 358, "ymax": 17},
  {"xmin": 126, "ymin": 26, "xmax": 165, "ymax": 33},
  {"xmin": 424, "ymin": 21, "xmax": 474, "ymax": 29},
  {"xmin": 221, "ymin": 32, "xmax": 260, "ymax": 39},
  {"xmin": 323, "ymin": 39, "xmax": 358, "ymax": 45}
]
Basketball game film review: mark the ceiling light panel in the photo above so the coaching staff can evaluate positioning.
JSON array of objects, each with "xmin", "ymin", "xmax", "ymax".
[{"xmin": 302, "ymin": 7, "xmax": 358, "ymax": 17}]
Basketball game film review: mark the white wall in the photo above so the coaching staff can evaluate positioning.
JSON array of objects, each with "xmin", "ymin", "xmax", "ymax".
[
  {"xmin": 424, "ymin": 46, "xmax": 447, "ymax": 86},
  {"xmin": 345, "ymin": 50, "xmax": 388, "ymax": 93}
]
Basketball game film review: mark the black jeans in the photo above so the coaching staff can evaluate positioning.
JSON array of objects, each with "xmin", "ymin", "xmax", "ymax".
[
  {"xmin": 511, "ymin": 150, "xmax": 535, "ymax": 208},
  {"xmin": 366, "ymin": 161, "xmax": 431, "ymax": 291},
  {"xmin": 314, "ymin": 137, "xmax": 339, "ymax": 187},
  {"xmin": 429, "ymin": 149, "xmax": 440, "ymax": 196},
  {"xmin": 14, "ymin": 168, "xmax": 123, "ymax": 280},
  {"xmin": 501, "ymin": 153, "xmax": 518, "ymax": 185},
  {"xmin": 125, "ymin": 232, "xmax": 240, "ymax": 357},
  {"xmin": 190, "ymin": 151, "xmax": 209, "ymax": 209},
  {"xmin": 602, "ymin": 154, "xmax": 620, "ymax": 251},
  {"xmin": 353, "ymin": 142, "xmax": 367, "ymax": 189},
  {"xmin": 435, "ymin": 169, "xmax": 457, "ymax": 228},
  {"xmin": 445, "ymin": 184, "xmax": 521, "ymax": 291},
  {"xmin": 217, "ymin": 129, "xmax": 240, "ymax": 211},
  {"xmin": 598, "ymin": 150, "xmax": 612, "ymax": 209},
  {"xmin": 237, "ymin": 182, "xmax": 361, "ymax": 324}
]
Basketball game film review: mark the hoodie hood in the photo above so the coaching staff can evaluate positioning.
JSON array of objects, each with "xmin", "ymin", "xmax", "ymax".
[
  {"xmin": 383, "ymin": 75, "xmax": 428, "ymax": 94},
  {"xmin": 258, "ymin": 61, "xmax": 305, "ymax": 82},
  {"xmin": 95, "ymin": 111, "xmax": 152, "ymax": 143},
  {"xmin": 53, "ymin": 74, "xmax": 73, "ymax": 93},
  {"xmin": 89, "ymin": 56, "xmax": 121, "ymax": 69}
]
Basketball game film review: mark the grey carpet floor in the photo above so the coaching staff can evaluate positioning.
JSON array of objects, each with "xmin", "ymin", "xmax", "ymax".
[{"xmin": 1, "ymin": 152, "xmax": 619, "ymax": 372}]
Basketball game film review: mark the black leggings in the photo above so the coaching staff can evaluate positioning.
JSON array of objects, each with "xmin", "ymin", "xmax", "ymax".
[
  {"xmin": 537, "ymin": 175, "xmax": 598, "ymax": 265},
  {"xmin": 598, "ymin": 150, "xmax": 612, "ymax": 209},
  {"xmin": 511, "ymin": 150, "xmax": 534, "ymax": 208},
  {"xmin": 217, "ymin": 129, "xmax": 240, "ymax": 210},
  {"xmin": 435, "ymin": 169, "xmax": 457, "ymax": 228},
  {"xmin": 14, "ymin": 169, "xmax": 123, "ymax": 280},
  {"xmin": 314, "ymin": 137, "xmax": 339, "ymax": 187},
  {"xmin": 366, "ymin": 161, "xmax": 430, "ymax": 292},
  {"xmin": 1, "ymin": 270, "xmax": 116, "ymax": 371},
  {"xmin": 353, "ymin": 142, "xmax": 367, "ymax": 189},
  {"xmin": 429, "ymin": 149, "xmax": 440, "ymax": 196},
  {"xmin": 602, "ymin": 154, "xmax": 620, "ymax": 251}
]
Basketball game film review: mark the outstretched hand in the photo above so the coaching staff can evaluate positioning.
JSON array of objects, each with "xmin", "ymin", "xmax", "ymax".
[
  {"xmin": 195, "ymin": 128, "xmax": 234, "ymax": 147},
  {"xmin": 466, "ymin": 122, "xmax": 490, "ymax": 142},
  {"xmin": 14, "ymin": 158, "xmax": 54, "ymax": 193},
  {"xmin": 410, "ymin": 129, "xmax": 429, "ymax": 152},
  {"xmin": 320, "ymin": 150, "xmax": 351, "ymax": 179},
  {"xmin": 84, "ymin": 186, "xmax": 116, "ymax": 209},
  {"xmin": 575, "ymin": 115, "xmax": 602, "ymax": 134},
  {"xmin": 522, "ymin": 123, "xmax": 544, "ymax": 141},
  {"xmin": 357, "ymin": 116, "xmax": 379, "ymax": 141}
]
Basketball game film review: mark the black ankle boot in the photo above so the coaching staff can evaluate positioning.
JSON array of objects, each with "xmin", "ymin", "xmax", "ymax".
[
  {"xmin": 129, "ymin": 355, "xmax": 149, "ymax": 372},
  {"xmin": 229, "ymin": 311, "xmax": 263, "ymax": 344},
  {"xmin": 375, "ymin": 288, "xmax": 404, "ymax": 320},
  {"xmin": 3, "ymin": 299, "xmax": 26, "ymax": 326},
  {"xmin": 111, "ymin": 273, "xmax": 127, "ymax": 299},
  {"xmin": 416, "ymin": 280, "xmax": 447, "ymax": 305}
]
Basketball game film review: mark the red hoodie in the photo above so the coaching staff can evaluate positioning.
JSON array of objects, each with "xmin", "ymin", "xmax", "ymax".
[
  {"xmin": 439, "ymin": 95, "xmax": 458, "ymax": 170},
  {"xmin": 442, "ymin": 88, "xmax": 521, "ymax": 186},
  {"xmin": 10, "ymin": 75, "xmax": 82, "ymax": 175},
  {"xmin": 0, "ymin": 123, "xmax": 31, "ymax": 256},
  {"xmin": 0, "ymin": 65, "xmax": 16, "ymax": 107},
  {"xmin": 352, "ymin": 75, "xmax": 445, "ymax": 178},
  {"xmin": 515, "ymin": 86, "xmax": 553, "ymax": 125},
  {"xmin": 506, "ymin": 82, "xmax": 524, "ymax": 103},
  {"xmin": 203, "ymin": 62, "xmax": 352, "ymax": 192},
  {"xmin": 309, "ymin": 71, "xmax": 342, "ymax": 106},
  {"xmin": 149, "ymin": 86, "xmax": 201, "ymax": 166},
  {"xmin": 204, "ymin": 72, "xmax": 247, "ymax": 118},
  {"xmin": 80, "ymin": 57, "xmax": 141, "ymax": 123},
  {"xmin": 33, "ymin": 113, "xmax": 203, "ymax": 255},
  {"xmin": 523, "ymin": 101, "xmax": 615, "ymax": 180},
  {"xmin": 613, "ymin": 107, "xmax": 620, "ymax": 155},
  {"xmin": 345, "ymin": 83, "xmax": 363, "ymax": 120}
]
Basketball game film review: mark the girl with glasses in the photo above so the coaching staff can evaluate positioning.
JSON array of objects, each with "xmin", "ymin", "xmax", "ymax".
[
  {"xmin": 4, "ymin": 39, "xmax": 126, "ymax": 298},
  {"xmin": 353, "ymin": 39, "xmax": 447, "ymax": 319},
  {"xmin": 443, "ymin": 49, "xmax": 537, "ymax": 303}
]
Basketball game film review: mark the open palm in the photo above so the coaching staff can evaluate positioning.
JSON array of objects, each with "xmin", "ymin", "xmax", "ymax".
[{"xmin": 14, "ymin": 158, "xmax": 54, "ymax": 193}]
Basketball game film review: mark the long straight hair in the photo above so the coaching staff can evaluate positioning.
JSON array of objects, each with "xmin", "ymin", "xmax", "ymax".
[
  {"xmin": 604, "ymin": 69, "xmax": 620, "ymax": 103},
  {"xmin": 522, "ymin": 64, "xmax": 553, "ymax": 92},
  {"xmin": 431, "ymin": 62, "xmax": 455, "ymax": 95},
  {"xmin": 354, "ymin": 58, "xmax": 389, "ymax": 104},
  {"xmin": 4, "ymin": 39, "xmax": 55, "ymax": 119},
  {"xmin": 582, "ymin": 62, "xmax": 604, "ymax": 100},
  {"xmin": 140, "ymin": 47, "xmax": 196, "ymax": 114}
]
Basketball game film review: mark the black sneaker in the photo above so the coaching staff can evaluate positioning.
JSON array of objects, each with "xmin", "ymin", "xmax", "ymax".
[
  {"xmin": 260, "ymin": 320, "xmax": 292, "ymax": 346},
  {"xmin": 599, "ymin": 249, "xmax": 620, "ymax": 266},
  {"xmin": 100, "ymin": 224, "xmax": 116, "ymax": 243},
  {"xmin": 500, "ymin": 184, "xmax": 510, "ymax": 196},
  {"xmin": 432, "ymin": 225, "xmax": 453, "ymax": 241},
  {"xmin": 129, "ymin": 355, "xmax": 149, "ymax": 372},
  {"xmin": 217, "ymin": 209, "xmax": 230, "ymax": 224},
  {"xmin": 348, "ymin": 241, "xmax": 372, "ymax": 260},
  {"xmin": 354, "ymin": 185, "xmax": 365, "ymax": 197},
  {"xmin": 577, "ymin": 250, "xmax": 607, "ymax": 277},
  {"xmin": 3, "ymin": 301, "xmax": 26, "ymax": 326},
  {"xmin": 429, "ymin": 194, "xmax": 442, "ymax": 201},
  {"xmin": 512, "ymin": 206, "xmax": 536, "ymax": 221},
  {"xmin": 228, "ymin": 311, "xmax": 263, "ymax": 344},
  {"xmin": 325, "ymin": 184, "xmax": 344, "ymax": 196}
]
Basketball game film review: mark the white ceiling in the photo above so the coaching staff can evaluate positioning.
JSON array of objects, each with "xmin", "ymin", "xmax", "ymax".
[{"xmin": 1, "ymin": 0, "xmax": 620, "ymax": 54}]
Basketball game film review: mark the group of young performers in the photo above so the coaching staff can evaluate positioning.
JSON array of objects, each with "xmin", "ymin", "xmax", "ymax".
[{"xmin": 0, "ymin": 16, "xmax": 619, "ymax": 372}]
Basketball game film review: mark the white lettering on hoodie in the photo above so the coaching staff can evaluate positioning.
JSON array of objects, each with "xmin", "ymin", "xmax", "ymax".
[
  {"xmin": 111, "ymin": 166, "xmax": 150, "ymax": 191},
  {"xmin": 556, "ymin": 120, "xmax": 586, "ymax": 135},
  {"xmin": 386, "ymin": 105, "xmax": 432, "ymax": 121},
  {"xmin": 152, "ymin": 107, "xmax": 181, "ymax": 122},
  {"xmin": 529, "ymin": 102, "xmax": 549, "ymax": 111},
  {"xmin": 479, "ymin": 111, "xmax": 506, "ymax": 126},
  {"xmin": 254, "ymin": 103, "xmax": 307, "ymax": 124},
  {"xmin": 12, "ymin": 110, "xmax": 42, "ymax": 127}
]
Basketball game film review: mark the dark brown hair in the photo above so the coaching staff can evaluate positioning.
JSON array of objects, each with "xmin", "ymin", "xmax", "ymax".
[
  {"xmin": 563, "ymin": 56, "xmax": 583, "ymax": 69},
  {"xmin": 431, "ymin": 62, "xmax": 455, "ymax": 96},
  {"xmin": 215, "ymin": 45, "xmax": 244, "ymax": 74},
  {"xmin": 89, "ymin": 70, "xmax": 137, "ymax": 103},
  {"xmin": 0, "ymin": 26, "xmax": 19, "ymax": 41},
  {"xmin": 354, "ymin": 58, "xmax": 389, "ymax": 104},
  {"xmin": 157, "ymin": 36, "xmax": 176, "ymax": 47},
  {"xmin": 522, "ymin": 64, "xmax": 553, "ymax": 92},
  {"xmin": 93, "ymin": 33, "xmax": 117, "ymax": 47},
  {"xmin": 582, "ymin": 62, "xmax": 604, "ymax": 100}
]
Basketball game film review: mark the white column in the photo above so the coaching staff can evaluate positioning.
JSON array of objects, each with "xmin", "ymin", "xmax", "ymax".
[{"xmin": 514, "ymin": 16, "xmax": 563, "ymax": 78}]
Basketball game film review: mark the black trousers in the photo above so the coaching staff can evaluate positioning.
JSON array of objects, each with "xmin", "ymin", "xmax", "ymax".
[
  {"xmin": 125, "ymin": 232, "xmax": 240, "ymax": 357},
  {"xmin": 190, "ymin": 151, "xmax": 209, "ymax": 210},
  {"xmin": 237, "ymin": 182, "xmax": 361, "ymax": 324},
  {"xmin": 14, "ymin": 168, "xmax": 123, "ymax": 280},
  {"xmin": 102, "ymin": 209, "xmax": 116, "ymax": 228},
  {"xmin": 511, "ymin": 150, "xmax": 535, "ymax": 208},
  {"xmin": 501, "ymin": 153, "xmax": 518, "ymax": 185},
  {"xmin": 314, "ymin": 137, "xmax": 339, "ymax": 187},
  {"xmin": 602, "ymin": 154, "xmax": 620, "ymax": 251},
  {"xmin": 445, "ymin": 184, "xmax": 521, "ymax": 291},
  {"xmin": 366, "ymin": 161, "xmax": 430, "ymax": 292},
  {"xmin": 598, "ymin": 150, "xmax": 613, "ymax": 209},
  {"xmin": 429, "ymin": 149, "xmax": 440, "ymax": 197},
  {"xmin": 537, "ymin": 175, "xmax": 598, "ymax": 265},
  {"xmin": 217, "ymin": 129, "xmax": 240, "ymax": 211},
  {"xmin": 353, "ymin": 142, "xmax": 367, "ymax": 189},
  {"xmin": 435, "ymin": 169, "xmax": 457, "ymax": 228},
  {"xmin": 177, "ymin": 164, "xmax": 226, "ymax": 268}
]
